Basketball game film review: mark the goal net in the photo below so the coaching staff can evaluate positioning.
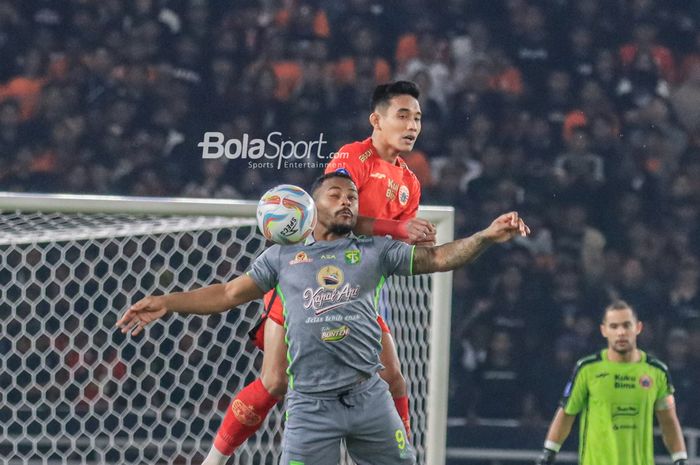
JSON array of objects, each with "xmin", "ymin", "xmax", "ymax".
[{"xmin": 0, "ymin": 193, "xmax": 453, "ymax": 465}]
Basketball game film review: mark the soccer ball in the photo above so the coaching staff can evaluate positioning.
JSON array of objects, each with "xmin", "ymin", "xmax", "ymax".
[{"xmin": 257, "ymin": 184, "xmax": 317, "ymax": 244}]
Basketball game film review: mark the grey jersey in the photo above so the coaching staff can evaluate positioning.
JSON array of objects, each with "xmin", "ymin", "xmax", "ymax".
[{"xmin": 248, "ymin": 234, "xmax": 415, "ymax": 394}]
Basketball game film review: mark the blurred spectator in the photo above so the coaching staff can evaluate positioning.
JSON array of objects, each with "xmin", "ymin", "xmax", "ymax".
[
  {"xmin": 619, "ymin": 20, "xmax": 675, "ymax": 83},
  {"xmin": 552, "ymin": 128, "xmax": 605, "ymax": 205},
  {"xmin": 663, "ymin": 327, "xmax": 700, "ymax": 427},
  {"xmin": 667, "ymin": 258, "xmax": 700, "ymax": 325},
  {"xmin": 531, "ymin": 334, "xmax": 578, "ymax": 420},
  {"xmin": 671, "ymin": 61, "xmax": 700, "ymax": 145},
  {"xmin": 470, "ymin": 330, "xmax": 527, "ymax": 420}
]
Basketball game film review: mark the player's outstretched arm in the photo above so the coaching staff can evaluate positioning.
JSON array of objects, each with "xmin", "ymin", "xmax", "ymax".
[
  {"xmin": 116, "ymin": 274, "xmax": 265, "ymax": 336},
  {"xmin": 355, "ymin": 215, "xmax": 436, "ymax": 244},
  {"xmin": 656, "ymin": 397, "xmax": 688, "ymax": 465},
  {"xmin": 535, "ymin": 407, "xmax": 576, "ymax": 465},
  {"xmin": 412, "ymin": 212, "xmax": 530, "ymax": 274}
]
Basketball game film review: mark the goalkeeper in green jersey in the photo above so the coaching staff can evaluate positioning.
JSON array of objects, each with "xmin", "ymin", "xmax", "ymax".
[{"xmin": 536, "ymin": 301, "xmax": 688, "ymax": 465}]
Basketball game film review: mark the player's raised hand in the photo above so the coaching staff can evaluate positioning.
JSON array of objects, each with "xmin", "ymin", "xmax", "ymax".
[
  {"xmin": 116, "ymin": 296, "xmax": 168, "ymax": 336},
  {"xmin": 404, "ymin": 218, "xmax": 437, "ymax": 245},
  {"xmin": 482, "ymin": 212, "xmax": 531, "ymax": 243}
]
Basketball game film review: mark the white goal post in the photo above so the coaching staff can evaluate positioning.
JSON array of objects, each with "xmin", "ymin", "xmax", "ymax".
[{"xmin": 0, "ymin": 192, "xmax": 454, "ymax": 465}]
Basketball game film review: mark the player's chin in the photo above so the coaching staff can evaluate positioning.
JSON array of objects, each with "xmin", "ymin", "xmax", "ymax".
[
  {"xmin": 329, "ymin": 220, "xmax": 354, "ymax": 235},
  {"xmin": 614, "ymin": 342, "xmax": 630, "ymax": 351},
  {"xmin": 394, "ymin": 139, "xmax": 415, "ymax": 152}
]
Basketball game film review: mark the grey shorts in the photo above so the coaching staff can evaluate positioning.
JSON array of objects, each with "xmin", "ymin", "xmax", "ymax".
[{"xmin": 280, "ymin": 374, "xmax": 416, "ymax": 465}]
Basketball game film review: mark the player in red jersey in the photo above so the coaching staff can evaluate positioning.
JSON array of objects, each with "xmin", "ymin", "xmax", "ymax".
[{"xmin": 202, "ymin": 81, "xmax": 434, "ymax": 465}]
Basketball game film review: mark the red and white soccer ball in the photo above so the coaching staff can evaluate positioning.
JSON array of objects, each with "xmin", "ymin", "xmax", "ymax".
[{"xmin": 256, "ymin": 184, "xmax": 317, "ymax": 244}]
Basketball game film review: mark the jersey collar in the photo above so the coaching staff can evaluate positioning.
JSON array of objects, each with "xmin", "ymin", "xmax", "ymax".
[
  {"xmin": 366, "ymin": 137, "xmax": 407, "ymax": 167},
  {"xmin": 602, "ymin": 349, "xmax": 646, "ymax": 363},
  {"xmin": 305, "ymin": 231, "xmax": 357, "ymax": 245}
]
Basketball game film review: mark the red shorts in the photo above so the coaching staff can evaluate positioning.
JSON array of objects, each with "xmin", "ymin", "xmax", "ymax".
[{"xmin": 250, "ymin": 289, "xmax": 391, "ymax": 350}]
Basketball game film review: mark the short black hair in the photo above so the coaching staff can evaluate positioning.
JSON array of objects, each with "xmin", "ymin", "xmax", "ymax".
[
  {"xmin": 310, "ymin": 171, "xmax": 356, "ymax": 198},
  {"xmin": 602, "ymin": 300, "xmax": 639, "ymax": 323},
  {"xmin": 371, "ymin": 81, "xmax": 420, "ymax": 112}
]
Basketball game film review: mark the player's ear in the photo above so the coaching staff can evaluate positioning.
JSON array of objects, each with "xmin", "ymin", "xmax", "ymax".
[
  {"xmin": 369, "ymin": 112, "xmax": 381, "ymax": 130},
  {"xmin": 636, "ymin": 321, "xmax": 643, "ymax": 335},
  {"xmin": 600, "ymin": 323, "xmax": 607, "ymax": 338}
]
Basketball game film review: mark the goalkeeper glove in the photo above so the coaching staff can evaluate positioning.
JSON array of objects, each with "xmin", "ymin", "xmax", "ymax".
[
  {"xmin": 672, "ymin": 451, "xmax": 688, "ymax": 465},
  {"xmin": 535, "ymin": 448, "xmax": 557, "ymax": 465}
]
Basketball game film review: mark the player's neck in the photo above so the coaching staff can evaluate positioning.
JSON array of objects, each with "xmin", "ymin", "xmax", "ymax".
[
  {"xmin": 312, "ymin": 228, "xmax": 350, "ymax": 242},
  {"xmin": 607, "ymin": 348, "xmax": 641, "ymax": 363},
  {"xmin": 370, "ymin": 135, "xmax": 401, "ymax": 165}
]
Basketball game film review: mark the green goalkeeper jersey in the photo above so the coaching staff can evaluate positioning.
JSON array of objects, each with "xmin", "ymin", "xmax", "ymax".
[{"xmin": 561, "ymin": 349, "xmax": 674, "ymax": 465}]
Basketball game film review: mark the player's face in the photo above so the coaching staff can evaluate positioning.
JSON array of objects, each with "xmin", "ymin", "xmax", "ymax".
[
  {"xmin": 315, "ymin": 177, "xmax": 359, "ymax": 235},
  {"xmin": 601, "ymin": 309, "xmax": 642, "ymax": 355},
  {"xmin": 373, "ymin": 94, "xmax": 422, "ymax": 152}
]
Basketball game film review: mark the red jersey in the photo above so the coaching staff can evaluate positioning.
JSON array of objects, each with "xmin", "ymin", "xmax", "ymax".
[
  {"xmin": 255, "ymin": 138, "xmax": 421, "ymax": 341},
  {"xmin": 325, "ymin": 137, "xmax": 421, "ymax": 221}
]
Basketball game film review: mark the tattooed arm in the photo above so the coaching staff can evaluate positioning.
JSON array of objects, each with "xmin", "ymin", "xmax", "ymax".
[{"xmin": 412, "ymin": 212, "xmax": 530, "ymax": 274}]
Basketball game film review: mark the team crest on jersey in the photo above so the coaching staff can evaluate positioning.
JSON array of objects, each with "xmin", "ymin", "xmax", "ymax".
[
  {"xmin": 359, "ymin": 149, "xmax": 372, "ymax": 162},
  {"xmin": 639, "ymin": 375, "xmax": 653, "ymax": 389},
  {"xmin": 289, "ymin": 252, "xmax": 313, "ymax": 265},
  {"xmin": 344, "ymin": 250, "xmax": 361, "ymax": 264},
  {"xmin": 317, "ymin": 265, "xmax": 344, "ymax": 289},
  {"xmin": 398, "ymin": 185, "xmax": 410, "ymax": 206}
]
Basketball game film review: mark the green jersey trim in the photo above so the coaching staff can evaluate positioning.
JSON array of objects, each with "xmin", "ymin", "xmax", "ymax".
[
  {"xmin": 409, "ymin": 245, "xmax": 416, "ymax": 275},
  {"xmin": 276, "ymin": 284, "xmax": 294, "ymax": 390},
  {"xmin": 374, "ymin": 276, "xmax": 387, "ymax": 342},
  {"xmin": 374, "ymin": 276, "xmax": 387, "ymax": 313}
]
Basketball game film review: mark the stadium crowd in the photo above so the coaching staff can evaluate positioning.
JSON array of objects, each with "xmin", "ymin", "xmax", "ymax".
[{"xmin": 1, "ymin": 0, "xmax": 699, "ymax": 429}]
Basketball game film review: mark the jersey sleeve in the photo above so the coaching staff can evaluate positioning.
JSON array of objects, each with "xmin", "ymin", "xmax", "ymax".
[
  {"xmin": 264, "ymin": 289, "xmax": 285, "ymax": 325},
  {"xmin": 560, "ymin": 362, "xmax": 589, "ymax": 415},
  {"xmin": 246, "ymin": 245, "xmax": 281, "ymax": 293},
  {"xmin": 325, "ymin": 145, "xmax": 368, "ymax": 188},
  {"xmin": 397, "ymin": 174, "xmax": 421, "ymax": 220},
  {"xmin": 648, "ymin": 358, "xmax": 675, "ymax": 406},
  {"xmin": 378, "ymin": 237, "xmax": 415, "ymax": 276}
]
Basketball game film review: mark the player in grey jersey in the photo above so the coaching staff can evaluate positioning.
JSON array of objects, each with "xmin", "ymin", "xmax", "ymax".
[{"xmin": 117, "ymin": 172, "xmax": 530, "ymax": 465}]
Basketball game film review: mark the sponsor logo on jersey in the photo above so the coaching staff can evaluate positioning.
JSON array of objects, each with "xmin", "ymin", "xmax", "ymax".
[
  {"xmin": 639, "ymin": 374, "xmax": 653, "ymax": 389},
  {"xmin": 369, "ymin": 172, "xmax": 386, "ymax": 179},
  {"xmin": 614, "ymin": 374, "xmax": 637, "ymax": 389},
  {"xmin": 317, "ymin": 265, "xmax": 344, "ymax": 289},
  {"xmin": 612, "ymin": 404, "xmax": 639, "ymax": 418},
  {"xmin": 595, "ymin": 372, "xmax": 609, "ymax": 378},
  {"xmin": 304, "ymin": 283, "xmax": 361, "ymax": 316},
  {"xmin": 344, "ymin": 250, "xmax": 361, "ymax": 264},
  {"xmin": 386, "ymin": 179, "xmax": 399, "ymax": 201},
  {"xmin": 321, "ymin": 254, "xmax": 336, "ymax": 260},
  {"xmin": 289, "ymin": 251, "xmax": 313, "ymax": 265},
  {"xmin": 359, "ymin": 149, "xmax": 372, "ymax": 162},
  {"xmin": 398, "ymin": 185, "xmax": 409, "ymax": 206},
  {"xmin": 321, "ymin": 325, "xmax": 350, "ymax": 342},
  {"xmin": 231, "ymin": 399, "xmax": 262, "ymax": 426}
]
